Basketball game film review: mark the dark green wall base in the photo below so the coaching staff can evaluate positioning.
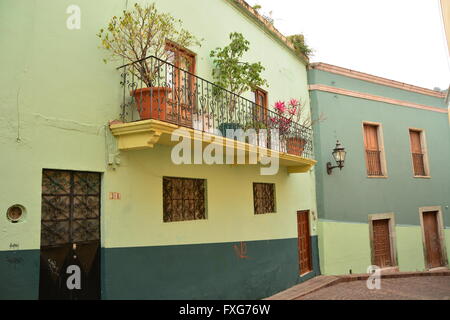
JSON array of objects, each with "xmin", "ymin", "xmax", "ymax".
[
  {"xmin": 0, "ymin": 236, "xmax": 320, "ymax": 299},
  {"xmin": 102, "ymin": 237, "xmax": 320, "ymax": 300},
  {"xmin": 0, "ymin": 250, "xmax": 40, "ymax": 300}
]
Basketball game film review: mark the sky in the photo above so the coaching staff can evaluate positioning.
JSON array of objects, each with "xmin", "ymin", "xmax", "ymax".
[{"xmin": 246, "ymin": 0, "xmax": 450, "ymax": 90}]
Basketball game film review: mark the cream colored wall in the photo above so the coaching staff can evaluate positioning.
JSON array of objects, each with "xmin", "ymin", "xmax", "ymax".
[{"xmin": 103, "ymin": 144, "xmax": 317, "ymax": 248}]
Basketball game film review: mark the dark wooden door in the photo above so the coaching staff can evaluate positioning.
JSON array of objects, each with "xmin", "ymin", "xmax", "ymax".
[
  {"xmin": 372, "ymin": 219, "xmax": 392, "ymax": 268},
  {"xmin": 423, "ymin": 211, "xmax": 443, "ymax": 269},
  {"xmin": 297, "ymin": 210, "xmax": 312, "ymax": 275},
  {"xmin": 39, "ymin": 170, "xmax": 101, "ymax": 300}
]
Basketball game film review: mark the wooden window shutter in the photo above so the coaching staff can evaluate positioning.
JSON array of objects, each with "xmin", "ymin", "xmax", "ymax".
[
  {"xmin": 363, "ymin": 124, "xmax": 382, "ymax": 176},
  {"xmin": 409, "ymin": 130, "xmax": 425, "ymax": 176}
]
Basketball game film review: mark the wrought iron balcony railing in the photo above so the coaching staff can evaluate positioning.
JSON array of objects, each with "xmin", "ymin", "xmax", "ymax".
[{"xmin": 117, "ymin": 55, "xmax": 313, "ymax": 159}]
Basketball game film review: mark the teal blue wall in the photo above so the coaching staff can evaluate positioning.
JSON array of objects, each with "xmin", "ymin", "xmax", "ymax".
[{"xmin": 309, "ymin": 69, "xmax": 450, "ymax": 227}]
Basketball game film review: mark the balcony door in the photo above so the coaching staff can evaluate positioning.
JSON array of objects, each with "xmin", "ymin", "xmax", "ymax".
[{"xmin": 166, "ymin": 41, "xmax": 196, "ymax": 128}]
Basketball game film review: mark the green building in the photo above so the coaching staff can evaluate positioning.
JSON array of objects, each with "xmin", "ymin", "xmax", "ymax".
[
  {"xmin": 0, "ymin": 0, "xmax": 319, "ymax": 299},
  {"xmin": 309, "ymin": 63, "xmax": 450, "ymax": 275}
]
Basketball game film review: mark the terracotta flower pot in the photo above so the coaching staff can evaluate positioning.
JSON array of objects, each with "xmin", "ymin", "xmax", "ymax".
[
  {"xmin": 286, "ymin": 137, "xmax": 306, "ymax": 156},
  {"xmin": 131, "ymin": 87, "xmax": 172, "ymax": 121}
]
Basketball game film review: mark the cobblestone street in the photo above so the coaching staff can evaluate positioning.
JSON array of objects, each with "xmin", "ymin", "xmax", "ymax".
[{"xmin": 297, "ymin": 276, "xmax": 450, "ymax": 300}]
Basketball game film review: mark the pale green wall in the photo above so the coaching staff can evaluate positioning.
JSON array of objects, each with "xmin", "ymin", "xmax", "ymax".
[
  {"xmin": 104, "ymin": 145, "xmax": 317, "ymax": 248},
  {"xmin": 0, "ymin": 0, "xmax": 313, "ymax": 250},
  {"xmin": 396, "ymin": 225, "xmax": 425, "ymax": 271},
  {"xmin": 318, "ymin": 220, "xmax": 371, "ymax": 275},
  {"xmin": 319, "ymin": 220, "xmax": 450, "ymax": 274}
]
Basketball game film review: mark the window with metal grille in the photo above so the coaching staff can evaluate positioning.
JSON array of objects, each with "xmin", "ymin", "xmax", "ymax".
[
  {"xmin": 162, "ymin": 177, "xmax": 206, "ymax": 222},
  {"xmin": 253, "ymin": 183, "xmax": 276, "ymax": 214},
  {"xmin": 409, "ymin": 129, "xmax": 428, "ymax": 176},
  {"xmin": 363, "ymin": 123, "xmax": 384, "ymax": 176}
]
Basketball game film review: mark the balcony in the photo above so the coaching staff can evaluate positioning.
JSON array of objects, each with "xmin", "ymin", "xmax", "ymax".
[{"xmin": 110, "ymin": 56, "xmax": 316, "ymax": 173}]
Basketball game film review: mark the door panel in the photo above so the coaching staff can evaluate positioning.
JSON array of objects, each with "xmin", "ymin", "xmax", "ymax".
[
  {"xmin": 372, "ymin": 219, "xmax": 392, "ymax": 268},
  {"xmin": 297, "ymin": 210, "xmax": 312, "ymax": 275},
  {"xmin": 39, "ymin": 169, "xmax": 101, "ymax": 300},
  {"xmin": 423, "ymin": 211, "xmax": 443, "ymax": 269}
]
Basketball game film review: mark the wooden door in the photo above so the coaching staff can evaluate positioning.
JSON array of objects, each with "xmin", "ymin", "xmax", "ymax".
[
  {"xmin": 39, "ymin": 170, "xmax": 101, "ymax": 300},
  {"xmin": 372, "ymin": 219, "xmax": 392, "ymax": 267},
  {"xmin": 297, "ymin": 210, "xmax": 312, "ymax": 275},
  {"xmin": 423, "ymin": 211, "xmax": 443, "ymax": 268}
]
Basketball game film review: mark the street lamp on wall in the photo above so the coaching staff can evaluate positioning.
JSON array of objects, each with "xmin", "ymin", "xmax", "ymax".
[{"xmin": 327, "ymin": 140, "xmax": 346, "ymax": 175}]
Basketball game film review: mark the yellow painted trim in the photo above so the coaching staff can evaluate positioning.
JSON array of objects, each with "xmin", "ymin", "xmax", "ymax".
[{"xmin": 110, "ymin": 119, "xmax": 316, "ymax": 172}]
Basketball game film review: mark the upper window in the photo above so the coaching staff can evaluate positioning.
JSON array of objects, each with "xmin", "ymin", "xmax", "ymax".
[
  {"xmin": 253, "ymin": 88, "xmax": 268, "ymax": 122},
  {"xmin": 162, "ymin": 177, "xmax": 206, "ymax": 222},
  {"xmin": 409, "ymin": 129, "xmax": 429, "ymax": 177},
  {"xmin": 165, "ymin": 41, "xmax": 196, "ymax": 126},
  {"xmin": 363, "ymin": 122, "xmax": 387, "ymax": 177},
  {"xmin": 253, "ymin": 183, "xmax": 276, "ymax": 214}
]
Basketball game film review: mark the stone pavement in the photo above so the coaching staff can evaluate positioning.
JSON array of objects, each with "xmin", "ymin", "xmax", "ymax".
[{"xmin": 266, "ymin": 269, "xmax": 450, "ymax": 300}]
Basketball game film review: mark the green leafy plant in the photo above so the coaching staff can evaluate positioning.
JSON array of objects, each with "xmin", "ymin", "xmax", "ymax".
[
  {"xmin": 287, "ymin": 34, "xmax": 313, "ymax": 58},
  {"xmin": 210, "ymin": 32, "xmax": 268, "ymax": 98},
  {"xmin": 97, "ymin": 3, "xmax": 201, "ymax": 87}
]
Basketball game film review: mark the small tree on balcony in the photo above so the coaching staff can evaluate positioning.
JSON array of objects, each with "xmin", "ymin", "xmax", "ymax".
[
  {"xmin": 97, "ymin": 2, "xmax": 201, "ymax": 87},
  {"xmin": 210, "ymin": 32, "xmax": 268, "ymax": 116}
]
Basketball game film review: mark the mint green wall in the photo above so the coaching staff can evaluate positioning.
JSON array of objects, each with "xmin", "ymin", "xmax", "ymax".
[
  {"xmin": 309, "ymin": 72, "xmax": 450, "ymax": 226},
  {"xmin": 0, "ymin": 0, "xmax": 316, "ymax": 298},
  {"xmin": 310, "ymin": 68, "xmax": 450, "ymax": 274}
]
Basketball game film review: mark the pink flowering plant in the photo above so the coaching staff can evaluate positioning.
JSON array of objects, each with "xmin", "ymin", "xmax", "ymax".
[{"xmin": 270, "ymin": 98, "xmax": 315, "ymax": 135}]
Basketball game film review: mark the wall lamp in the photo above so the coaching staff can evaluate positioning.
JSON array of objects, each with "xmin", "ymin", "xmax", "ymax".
[{"xmin": 327, "ymin": 140, "xmax": 346, "ymax": 175}]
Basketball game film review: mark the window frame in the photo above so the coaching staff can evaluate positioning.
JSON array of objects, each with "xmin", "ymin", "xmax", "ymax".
[
  {"xmin": 253, "ymin": 87, "xmax": 268, "ymax": 122},
  {"xmin": 362, "ymin": 121, "xmax": 388, "ymax": 178},
  {"xmin": 408, "ymin": 128, "xmax": 431, "ymax": 178},
  {"xmin": 252, "ymin": 182, "xmax": 276, "ymax": 215}
]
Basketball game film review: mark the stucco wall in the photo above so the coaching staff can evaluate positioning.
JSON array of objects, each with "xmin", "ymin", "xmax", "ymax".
[
  {"xmin": 0, "ymin": 0, "xmax": 316, "ymax": 298},
  {"xmin": 310, "ymin": 68, "xmax": 450, "ymax": 274}
]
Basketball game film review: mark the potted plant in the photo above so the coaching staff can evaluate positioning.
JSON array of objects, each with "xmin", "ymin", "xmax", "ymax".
[
  {"xmin": 210, "ymin": 32, "xmax": 268, "ymax": 136},
  {"xmin": 98, "ymin": 3, "xmax": 201, "ymax": 121},
  {"xmin": 270, "ymin": 99, "xmax": 324, "ymax": 156}
]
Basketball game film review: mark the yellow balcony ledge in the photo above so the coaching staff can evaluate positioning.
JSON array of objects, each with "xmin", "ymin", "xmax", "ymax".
[{"xmin": 109, "ymin": 119, "xmax": 316, "ymax": 173}]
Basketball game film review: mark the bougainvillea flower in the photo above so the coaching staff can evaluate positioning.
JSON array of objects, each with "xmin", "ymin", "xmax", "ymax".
[
  {"xmin": 288, "ymin": 98, "xmax": 299, "ymax": 106},
  {"xmin": 274, "ymin": 101, "xmax": 286, "ymax": 113}
]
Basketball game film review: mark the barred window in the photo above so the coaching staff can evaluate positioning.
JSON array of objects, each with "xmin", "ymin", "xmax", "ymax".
[
  {"xmin": 163, "ymin": 177, "xmax": 206, "ymax": 222},
  {"xmin": 253, "ymin": 183, "xmax": 276, "ymax": 214}
]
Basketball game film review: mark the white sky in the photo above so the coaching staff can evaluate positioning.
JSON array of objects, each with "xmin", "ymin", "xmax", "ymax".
[{"xmin": 246, "ymin": 0, "xmax": 450, "ymax": 90}]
